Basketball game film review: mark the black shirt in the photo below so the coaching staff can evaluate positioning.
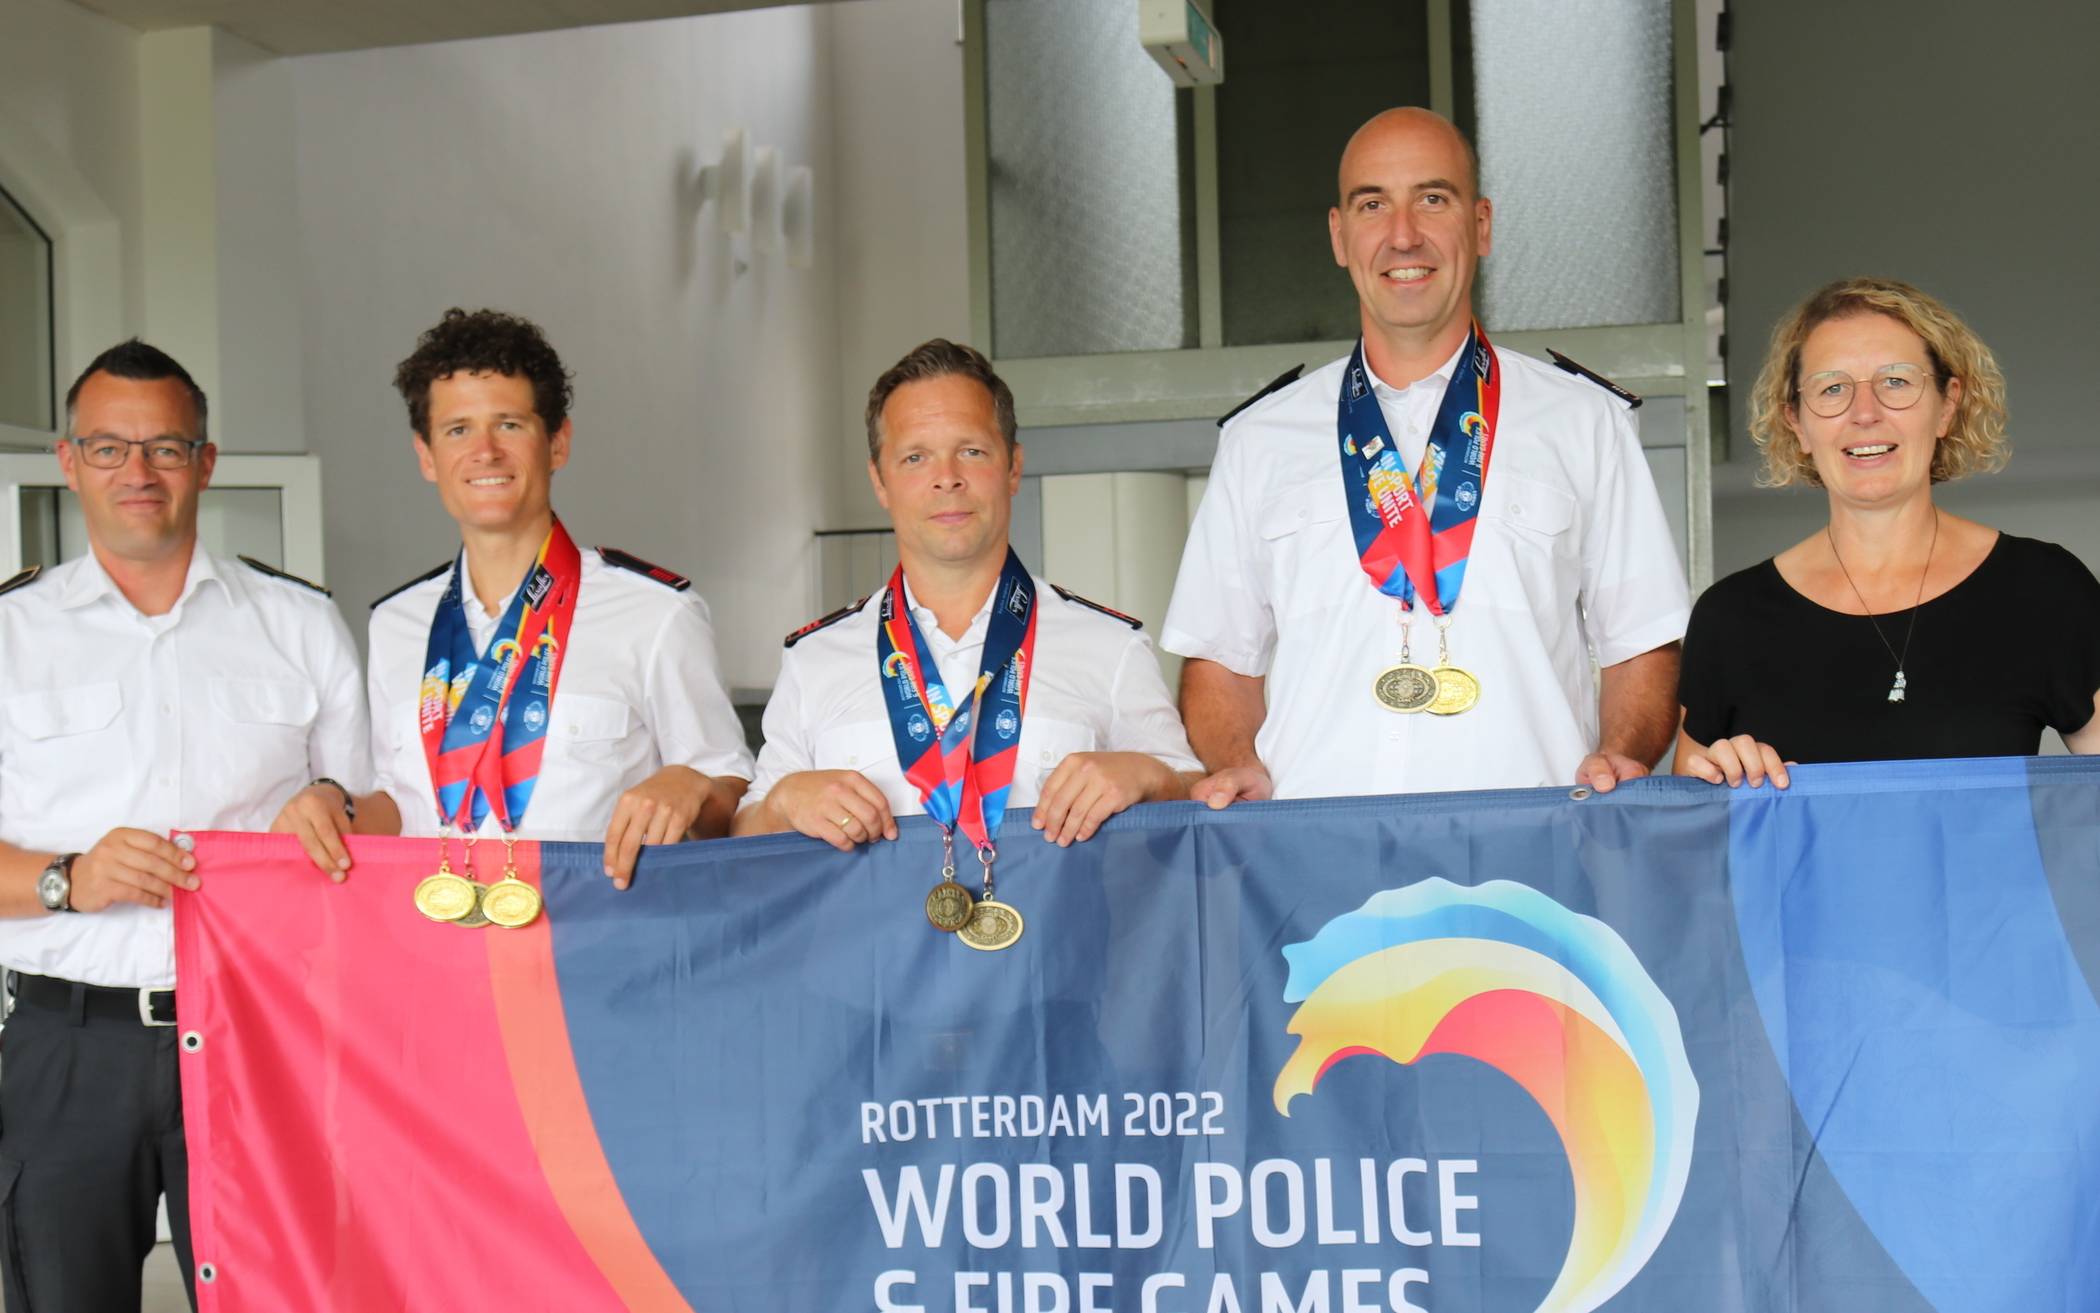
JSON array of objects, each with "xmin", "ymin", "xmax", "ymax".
[{"xmin": 1680, "ymin": 533, "xmax": 2100, "ymax": 763}]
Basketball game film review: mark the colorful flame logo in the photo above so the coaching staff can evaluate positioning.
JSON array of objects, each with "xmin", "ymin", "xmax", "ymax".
[{"xmin": 1274, "ymin": 879, "xmax": 1698, "ymax": 1313}]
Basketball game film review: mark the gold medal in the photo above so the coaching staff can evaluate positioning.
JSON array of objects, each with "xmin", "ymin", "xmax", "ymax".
[
  {"xmin": 1375, "ymin": 663, "xmax": 1438, "ymax": 712},
  {"xmin": 413, "ymin": 871, "xmax": 477, "ymax": 923},
  {"xmin": 482, "ymin": 878, "xmax": 542, "ymax": 928},
  {"xmin": 926, "ymin": 880, "xmax": 973, "ymax": 933},
  {"xmin": 455, "ymin": 883, "xmax": 491, "ymax": 926},
  {"xmin": 414, "ymin": 835, "xmax": 478, "ymax": 923},
  {"xmin": 481, "ymin": 835, "xmax": 542, "ymax": 929},
  {"xmin": 958, "ymin": 898, "xmax": 1024, "ymax": 952},
  {"xmin": 1427, "ymin": 665, "xmax": 1480, "ymax": 715}
]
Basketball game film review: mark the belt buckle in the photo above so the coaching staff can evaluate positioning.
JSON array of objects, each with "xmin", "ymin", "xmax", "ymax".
[{"xmin": 138, "ymin": 987, "xmax": 175, "ymax": 1027}]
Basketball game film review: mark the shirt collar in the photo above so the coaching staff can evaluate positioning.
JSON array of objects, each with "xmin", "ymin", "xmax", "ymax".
[
  {"xmin": 1363, "ymin": 335, "xmax": 1468, "ymax": 401},
  {"xmin": 900, "ymin": 572, "xmax": 995, "ymax": 647},
  {"xmin": 58, "ymin": 543, "xmax": 224, "ymax": 614}
]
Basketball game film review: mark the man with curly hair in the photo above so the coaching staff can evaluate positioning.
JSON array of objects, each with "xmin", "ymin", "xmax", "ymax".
[{"xmin": 275, "ymin": 309, "xmax": 751, "ymax": 887}]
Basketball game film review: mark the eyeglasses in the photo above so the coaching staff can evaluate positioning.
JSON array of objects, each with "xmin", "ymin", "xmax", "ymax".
[
  {"xmin": 68, "ymin": 436, "xmax": 208, "ymax": 470},
  {"xmin": 1795, "ymin": 363, "xmax": 1937, "ymax": 419}
]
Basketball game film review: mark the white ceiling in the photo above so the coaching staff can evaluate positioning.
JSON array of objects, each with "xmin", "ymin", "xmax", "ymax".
[{"xmin": 69, "ymin": 0, "xmax": 818, "ymax": 55}]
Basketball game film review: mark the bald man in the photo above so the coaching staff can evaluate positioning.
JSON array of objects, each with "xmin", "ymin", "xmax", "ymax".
[{"xmin": 1163, "ymin": 107, "xmax": 1689, "ymax": 803}]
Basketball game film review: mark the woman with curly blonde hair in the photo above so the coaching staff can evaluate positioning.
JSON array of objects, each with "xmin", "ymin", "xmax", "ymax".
[{"xmin": 1675, "ymin": 277, "xmax": 2100, "ymax": 784}]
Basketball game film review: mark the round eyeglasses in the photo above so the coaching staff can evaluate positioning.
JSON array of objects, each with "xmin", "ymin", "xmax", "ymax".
[
  {"xmin": 68, "ymin": 437, "xmax": 207, "ymax": 470},
  {"xmin": 1796, "ymin": 363, "xmax": 1937, "ymax": 419}
]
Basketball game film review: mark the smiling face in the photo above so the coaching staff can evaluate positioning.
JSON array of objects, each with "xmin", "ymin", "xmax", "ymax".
[
  {"xmin": 867, "ymin": 374, "xmax": 1023, "ymax": 575},
  {"xmin": 1787, "ymin": 312, "xmax": 1960, "ymax": 508},
  {"xmin": 58, "ymin": 371, "xmax": 215, "ymax": 564},
  {"xmin": 414, "ymin": 371, "xmax": 570, "ymax": 536},
  {"xmin": 1329, "ymin": 108, "xmax": 1493, "ymax": 363}
]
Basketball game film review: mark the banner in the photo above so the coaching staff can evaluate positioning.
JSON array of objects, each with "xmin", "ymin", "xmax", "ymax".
[{"xmin": 172, "ymin": 758, "xmax": 2100, "ymax": 1312}]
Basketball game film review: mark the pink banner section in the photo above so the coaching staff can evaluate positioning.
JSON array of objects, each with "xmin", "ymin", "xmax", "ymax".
[{"xmin": 171, "ymin": 832, "xmax": 686, "ymax": 1312}]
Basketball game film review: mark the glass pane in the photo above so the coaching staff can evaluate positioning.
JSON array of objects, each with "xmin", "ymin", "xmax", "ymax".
[
  {"xmin": 0, "ymin": 184, "xmax": 55, "ymax": 431},
  {"xmin": 1214, "ymin": 0, "xmax": 1433, "ymax": 346},
  {"xmin": 1471, "ymin": 0, "xmax": 1681, "ymax": 331},
  {"xmin": 985, "ymin": 0, "xmax": 1194, "ymax": 358}
]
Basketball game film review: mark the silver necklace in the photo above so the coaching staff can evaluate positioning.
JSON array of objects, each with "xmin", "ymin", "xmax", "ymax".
[{"xmin": 1826, "ymin": 511, "xmax": 1938, "ymax": 704}]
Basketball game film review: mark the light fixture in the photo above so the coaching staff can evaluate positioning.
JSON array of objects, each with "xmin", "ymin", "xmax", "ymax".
[{"xmin": 696, "ymin": 127, "xmax": 750, "ymax": 235}]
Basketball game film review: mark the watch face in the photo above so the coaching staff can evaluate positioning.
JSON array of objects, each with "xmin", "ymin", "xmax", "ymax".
[{"xmin": 37, "ymin": 864, "xmax": 68, "ymax": 911}]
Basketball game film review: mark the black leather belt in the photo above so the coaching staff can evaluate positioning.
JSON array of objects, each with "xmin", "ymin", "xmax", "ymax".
[{"xmin": 7, "ymin": 971, "xmax": 176, "ymax": 1026}]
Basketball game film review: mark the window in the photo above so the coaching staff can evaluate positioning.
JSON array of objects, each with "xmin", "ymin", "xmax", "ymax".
[{"xmin": 0, "ymin": 181, "xmax": 55, "ymax": 434}]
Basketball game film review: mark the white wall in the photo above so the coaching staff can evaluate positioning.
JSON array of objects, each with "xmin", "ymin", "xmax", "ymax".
[
  {"xmin": 285, "ymin": 6, "xmax": 840, "ymax": 687},
  {"xmin": 210, "ymin": 28, "xmax": 307, "ymax": 451},
  {"xmin": 826, "ymin": 0, "xmax": 971, "ymax": 530}
]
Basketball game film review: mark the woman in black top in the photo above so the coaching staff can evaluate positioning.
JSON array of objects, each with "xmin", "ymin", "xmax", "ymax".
[{"xmin": 1676, "ymin": 277, "xmax": 2100, "ymax": 786}]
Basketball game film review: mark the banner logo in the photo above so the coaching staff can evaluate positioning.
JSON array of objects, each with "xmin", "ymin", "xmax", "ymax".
[{"xmin": 1274, "ymin": 879, "xmax": 1699, "ymax": 1313}]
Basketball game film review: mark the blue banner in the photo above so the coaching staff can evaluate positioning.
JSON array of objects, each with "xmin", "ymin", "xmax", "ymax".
[{"xmin": 514, "ymin": 757, "xmax": 2097, "ymax": 1312}]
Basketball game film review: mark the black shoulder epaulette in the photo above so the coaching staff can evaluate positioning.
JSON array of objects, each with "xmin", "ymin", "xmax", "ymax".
[
  {"xmin": 0, "ymin": 565, "xmax": 42, "ymax": 599},
  {"xmin": 1548, "ymin": 350, "xmax": 1643, "ymax": 409},
  {"xmin": 784, "ymin": 595, "xmax": 870, "ymax": 648},
  {"xmin": 1217, "ymin": 364, "xmax": 1305, "ymax": 428},
  {"xmin": 597, "ymin": 546, "xmax": 690, "ymax": 591},
  {"xmin": 371, "ymin": 562, "xmax": 449, "ymax": 610},
  {"xmin": 1050, "ymin": 583, "xmax": 1142, "ymax": 630},
  {"xmin": 240, "ymin": 555, "xmax": 331, "ymax": 596}
]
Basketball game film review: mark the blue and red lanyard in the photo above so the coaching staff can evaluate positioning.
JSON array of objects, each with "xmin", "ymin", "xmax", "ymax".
[
  {"xmin": 876, "ymin": 551, "xmax": 1038, "ymax": 854},
  {"xmin": 420, "ymin": 520, "xmax": 583, "ymax": 833},
  {"xmin": 1338, "ymin": 323, "xmax": 1502, "ymax": 615}
]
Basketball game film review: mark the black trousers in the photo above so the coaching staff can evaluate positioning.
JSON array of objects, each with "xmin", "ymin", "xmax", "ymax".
[{"xmin": 0, "ymin": 984, "xmax": 193, "ymax": 1312}]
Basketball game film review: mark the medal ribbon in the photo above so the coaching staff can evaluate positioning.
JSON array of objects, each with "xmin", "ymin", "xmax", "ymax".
[
  {"xmin": 419, "ymin": 520, "xmax": 584, "ymax": 832},
  {"xmin": 876, "ymin": 551, "xmax": 1038, "ymax": 853},
  {"xmin": 1337, "ymin": 322, "xmax": 1502, "ymax": 615}
]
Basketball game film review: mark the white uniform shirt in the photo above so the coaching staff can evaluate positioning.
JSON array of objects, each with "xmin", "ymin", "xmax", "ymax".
[
  {"xmin": 742, "ymin": 575, "xmax": 1201, "ymax": 818},
  {"xmin": 0, "ymin": 550, "xmax": 371, "ymax": 988},
  {"xmin": 1162, "ymin": 344, "xmax": 1690, "ymax": 798},
  {"xmin": 370, "ymin": 547, "xmax": 754, "ymax": 842}
]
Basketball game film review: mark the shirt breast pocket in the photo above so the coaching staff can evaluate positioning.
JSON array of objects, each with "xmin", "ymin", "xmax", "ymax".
[
  {"xmin": 813, "ymin": 720, "xmax": 899, "ymax": 774},
  {"xmin": 1016, "ymin": 715, "xmax": 1100, "ymax": 795},
  {"xmin": 210, "ymin": 676, "xmax": 319, "ymax": 730},
  {"xmin": 551, "ymin": 693, "xmax": 635, "ymax": 764},
  {"xmin": 1473, "ymin": 472, "xmax": 1581, "ymax": 614},
  {"xmin": 4, "ymin": 683, "xmax": 123, "ymax": 743},
  {"xmin": 1257, "ymin": 485, "xmax": 1349, "ymax": 619}
]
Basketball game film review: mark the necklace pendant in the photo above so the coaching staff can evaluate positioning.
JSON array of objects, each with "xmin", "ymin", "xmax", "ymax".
[{"xmin": 1888, "ymin": 670, "xmax": 1908, "ymax": 704}]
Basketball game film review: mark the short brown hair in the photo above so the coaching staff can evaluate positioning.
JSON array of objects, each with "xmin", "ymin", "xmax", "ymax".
[
  {"xmin": 1748, "ymin": 277, "xmax": 2008, "ymax": 488},
  {"xmin": 393, "ymin": 308, "xmax": 574, "ymax": 439},
  {"xmin": 863, "ymin": 339, "xmax": 1018, "ymax": 462}
]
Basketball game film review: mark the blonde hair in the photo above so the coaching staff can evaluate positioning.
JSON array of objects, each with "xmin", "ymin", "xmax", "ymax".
[{"xmin": 1747, "ymin": 277, "xmax": 2008, "ymax": 488}]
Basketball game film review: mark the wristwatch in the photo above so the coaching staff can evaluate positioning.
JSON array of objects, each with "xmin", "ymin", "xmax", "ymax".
[
  {"xmin": 310, "ymin": 777, "xmax": 357, "ymax": 823},
  {"xmin": 36, "ymin": 853, "xmax": 79, "ymax": 914}
]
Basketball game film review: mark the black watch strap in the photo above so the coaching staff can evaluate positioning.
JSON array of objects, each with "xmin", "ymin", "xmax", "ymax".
[{"xmin": 310, "ymin": 777, "xmax": 356, "ymax": 823}]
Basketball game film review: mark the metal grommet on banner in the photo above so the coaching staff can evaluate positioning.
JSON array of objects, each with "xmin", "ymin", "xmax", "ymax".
[
  {"xmin": 1568, "ymin": 786, "xmax": 1593, "ymax": 801},
  {"xmin": 198, "ymin": 1263, "xmax": 217, "ymax": 1284},
  {"xmin": 181, "ymin": 1031, "xmax": 203, "ymax": 1053},
  {"xmin": 173, "ymin": 831, "xmax": 195, "ymax": 853}
]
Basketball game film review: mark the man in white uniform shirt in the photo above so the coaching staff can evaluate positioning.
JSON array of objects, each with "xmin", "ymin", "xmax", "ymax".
[
  {"xmin": 0, "ymin": 341, "xmax": 369, "ymax": 1310},
  {"xmin": 1165, "ymin": 108, "xmax": 1689, "ymax": 803},
  {"xmin": 735, "ymin": 339, "xmax": 1200, "ymax": 852},
  {"xmin": 274, "ymin": 309, "xmax": 751, "ymax": 886}
]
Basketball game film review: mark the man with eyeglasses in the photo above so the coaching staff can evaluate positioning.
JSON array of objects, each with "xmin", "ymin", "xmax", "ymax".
[{"xmin": 0, "ymin": 339, "xmax": 369, "ymax": 1309}]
